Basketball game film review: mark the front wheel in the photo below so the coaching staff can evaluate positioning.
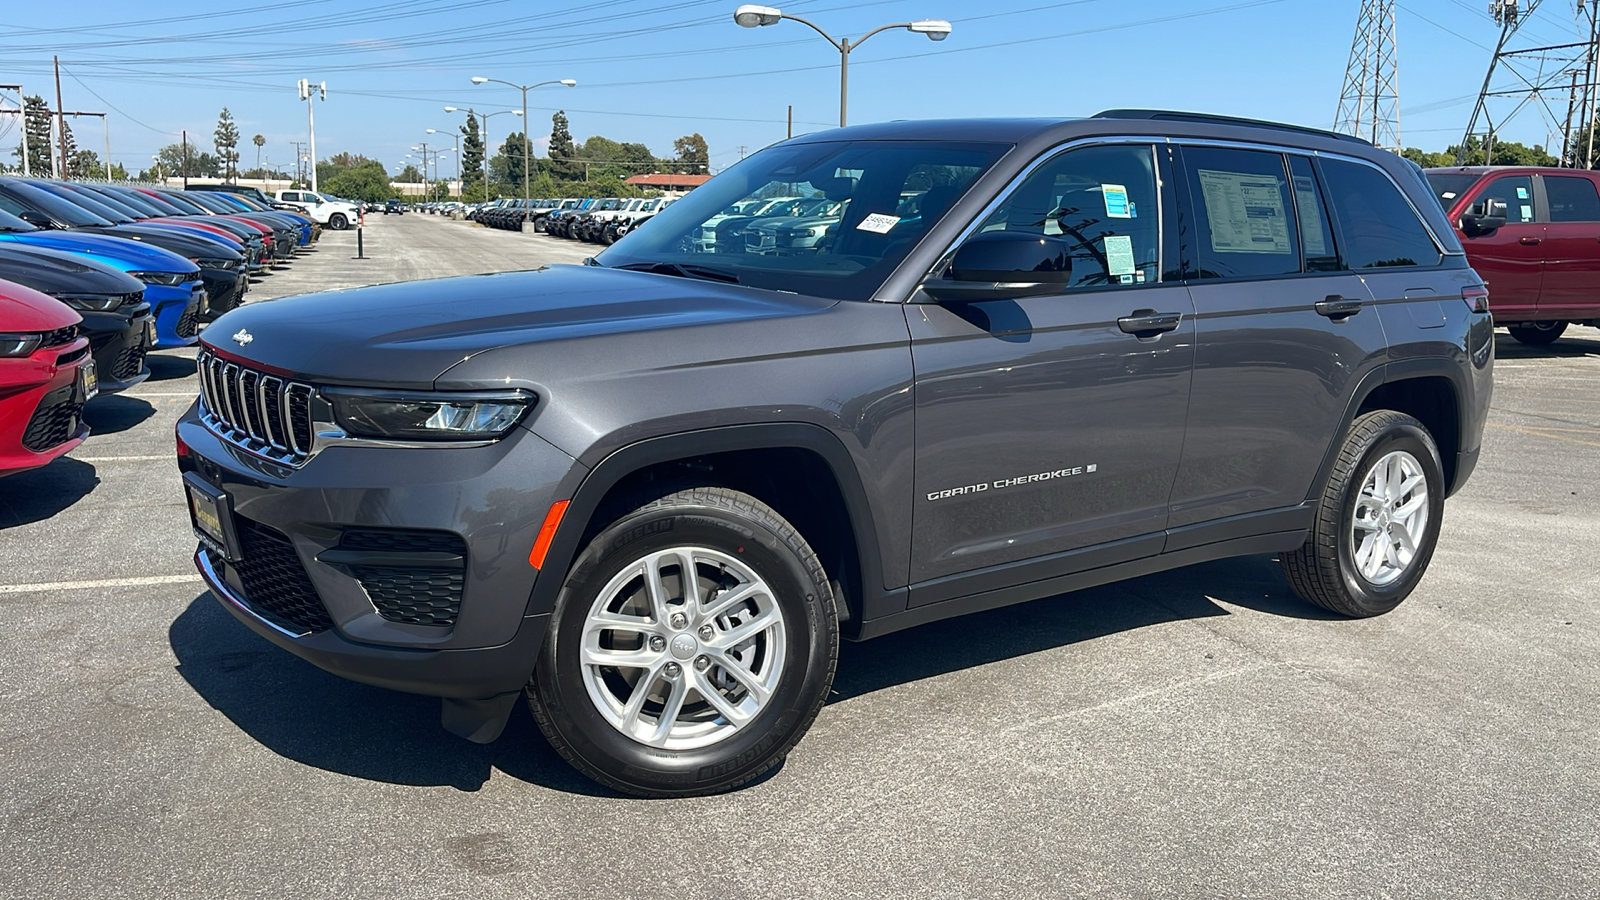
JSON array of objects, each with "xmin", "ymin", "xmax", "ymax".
[
  {"xmin": 1507, "ymin": 321, "xmax": 1566, "ymax": 345},
  {"xmin": 329, "ymin": 213, "xmax": 348, "ymax": 230},
  {"xmin": 527, "ymin": 487, "xmax": 838, "ymax": 797},
  {"xmin": 1280, "ymin": 410, "xmax": 1445, "ymax": 617}
]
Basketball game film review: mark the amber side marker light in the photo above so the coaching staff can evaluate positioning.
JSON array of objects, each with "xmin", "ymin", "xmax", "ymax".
[{"xmin": 528, "ymin": 500, "xmax": 570, "ymax": 569}]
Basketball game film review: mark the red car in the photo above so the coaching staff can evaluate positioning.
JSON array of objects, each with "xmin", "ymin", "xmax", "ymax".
[
  {"xmin": 0, "ymin": 277, "xmax": 95, "ymax": 477},
  {"xmin": 1425, "ymin": 165, "xmax": 1600, "ymax": 345}
]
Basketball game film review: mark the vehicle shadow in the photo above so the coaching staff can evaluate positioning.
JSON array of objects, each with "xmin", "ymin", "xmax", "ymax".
[
  {"xmin": 0, "ymin": 457, "xmax": 98, "ymax": 528},
  {"xmin": 146, "ymin": 353, "xmax": 196, "ymax": 382},
  {"xmin": 82, "ymin": 394, "xmax": 155, "ymax": 435},
  {"xmin": 1493, "ymin": 330, "xmax": 1600, "ymax": 360},
  {"xmin": 169, "ymin": 554, "xmax": 1330, "ymax": 795}
]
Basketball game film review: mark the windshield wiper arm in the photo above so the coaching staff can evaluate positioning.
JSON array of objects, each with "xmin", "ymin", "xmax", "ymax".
[{"xmin": 614, "ymin": 261, "xmax": 741, "ymax": 285}]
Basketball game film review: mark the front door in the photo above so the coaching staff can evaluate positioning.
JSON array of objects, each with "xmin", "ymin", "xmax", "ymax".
[
  {"xmin": 908, "ymin": 143, "xmax": 1194, "ymax": 603},
  {"xmin": 1459, "ymin": 173, "xmax": 1543, "ymax": 320}
]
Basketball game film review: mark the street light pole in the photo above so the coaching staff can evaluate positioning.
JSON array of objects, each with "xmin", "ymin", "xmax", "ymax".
[
  {"xmin": 425, "ymin": 127, "xmax": 463, "ymax": 200},
  {"xmin": 298, "ymin": 79, "xmax": 326, "ymax": 191},
  {"xmin": 732, "ymin": 6, "xmax": 951, "ymax": 127},
  {"xmin": 471, "ymin": 76, "xmax": 576, "ymax": 226}
]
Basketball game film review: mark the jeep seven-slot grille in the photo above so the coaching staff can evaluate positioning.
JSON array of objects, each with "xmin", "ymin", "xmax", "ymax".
[{"xmin": 197, "ymin": 348, "xmax": 314, "ymax": 465}]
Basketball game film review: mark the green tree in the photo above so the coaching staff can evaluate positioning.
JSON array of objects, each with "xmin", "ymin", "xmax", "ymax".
[
  {"xmin": 672, "ymin": 133, "xmax": 709, "ymax": 174},
  {"xmin": 492, "ymin": 131, "xmax": 535, "ymax": 187},
  {"xmin": 107, "ymin": 162, "xmax": 127, "ymax": 181},
  {"xmin": 156, "ymin": 141, "xmax": 220, "ymax": 178},
  {"xmin": 549, "ymin": 110, "xmax": 579, "ymax": 180},
  {"xmin": 460, "ymin": 112, "xmax": 485, "ymax": 194},
  {"xmin": 67, "ymin": 148, "xmax": 103, "ymax": 180},
  {"xmin": 58, "ymin": 118, "xmax": 78, "ymax": 176},
  {"xmin": 214, "ymin": 107, "xmax": 240, "ymax": 182},
  {"xmin": 9, "ymin": 95, "xmax": 53, "ymax": 175},
  {"xmin": 392, "ymin": 163, "xmax": 423, "ymax": 184},
  {"xmin": 322, "ymin": 160, "xmax": 395, "ymax": 202}
]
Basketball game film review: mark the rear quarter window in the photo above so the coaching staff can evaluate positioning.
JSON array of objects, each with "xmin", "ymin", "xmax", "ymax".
[{"xmin": 1319, "ymin": 159, "xmax": 1443, "ymax": 269}]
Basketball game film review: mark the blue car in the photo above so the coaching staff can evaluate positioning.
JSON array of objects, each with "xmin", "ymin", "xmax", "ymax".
[
  {"xmin": 205, "ymin": 192, "xmax": 315, "ymax": 246},
  {"xmin": 0, "ymin": 208, "xmax": 203, "ymax": 348}
]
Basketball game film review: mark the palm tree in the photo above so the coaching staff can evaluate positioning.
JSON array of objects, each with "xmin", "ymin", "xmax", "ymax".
[{"xmin": 252, "ymin": 134, "xmax": 265, "ymax": 186}]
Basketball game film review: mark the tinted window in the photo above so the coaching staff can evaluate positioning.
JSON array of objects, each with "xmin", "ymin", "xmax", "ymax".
[
  {"xmin": 1183, "ymin": 146, "xmax": 1300, "ymax": 279},
  {"xmin": 0, "ymin": 180, "xmax": 114, "ymax": 227},
  {"xmin": 973, "ymin": 144, "xmax": 1160, "ymax": 289},
  {"xmin": 1424, "ymin": 173, "xmax": 1479, "ymax": 211},
  {"xmin": 1288, "ymin": 156, "xmax": 1342, "ymax": 272},
  {"xmin": 1472, "ymin": 175, "xmax": 1535, "ymax": 224},
  {"xmin": 1545, "ymin": 175, "xmax": 1600, "ymax": 222},
  {"xmin": 1320, "ymin": 159, "xmax": 1443, "ymax": 269}
]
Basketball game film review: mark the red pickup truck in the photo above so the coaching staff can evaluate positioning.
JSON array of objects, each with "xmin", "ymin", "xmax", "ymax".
[{"xmin": 1425, "ymin": 165, "xmax": 1600, "ymax": 345}]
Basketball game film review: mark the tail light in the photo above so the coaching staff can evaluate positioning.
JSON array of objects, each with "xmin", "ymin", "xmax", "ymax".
[{"xmin": 1462, "ymin": 285, "xmax": 1489, "ymax": 313}]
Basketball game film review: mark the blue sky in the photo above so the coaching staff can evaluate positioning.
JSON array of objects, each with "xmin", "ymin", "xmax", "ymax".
[{"xmin": 1, "ymin": 0, "xmax": 1594, "ymax": 179}]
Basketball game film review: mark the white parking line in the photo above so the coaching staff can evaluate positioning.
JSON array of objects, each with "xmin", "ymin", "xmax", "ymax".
[
  {"xmin": 71, "ymin": 455, "xmax": 172, "ymax": 462},
  {"xmin": 122, "ymin": 392, "xmax": 197, "ymax": 397},
  {"xmin": 0, "ymin": 574, "xmax": 201, "ymax": 595}
]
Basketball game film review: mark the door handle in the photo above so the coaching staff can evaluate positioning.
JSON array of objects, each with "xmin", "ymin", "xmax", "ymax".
[
  {"xmin": 1519, "ymin": 236, "xmax": 1543, "ymax": 245},
  {"xmin": 1314, "ymin": 295, "xmax": 1364, "ymax": 320},
  {"xmin": 1117, "ymin": 310, "xmax": 1183, "ymax": 336}
]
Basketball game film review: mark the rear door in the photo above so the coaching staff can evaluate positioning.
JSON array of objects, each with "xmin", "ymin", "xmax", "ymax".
[
  {"xmin": 1535, "ymin": 171, "xmax": 1600, "ymax": 320},
  {"xmin": 1164, "ymin": 146, "xmax": 1388, "ymax": 536},
  {"xmin": 1457, "ymin": 173, "xmax": 1542, "ymax": 319}
]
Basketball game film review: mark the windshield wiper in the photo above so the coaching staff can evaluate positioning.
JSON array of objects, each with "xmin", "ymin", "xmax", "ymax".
[{"xmin": 614, "ymin": 261, "xmax": 741, "ymax": 285}]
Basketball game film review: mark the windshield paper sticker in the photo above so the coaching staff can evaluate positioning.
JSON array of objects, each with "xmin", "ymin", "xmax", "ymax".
[
  {"xmin": 1103, "ymin": 235, "xmax": 1136, "ymax": 276},
  {"xmin": 856, "ymin": 213, "xmax": 900, "ymax": 234},
  {"xmin": 1197, "ymin": 169, "xmax": 1291, "ymax": 254},
  {"xmin": 1102, "ymin": 184, "xmax": 1132, "ymax": 218}
]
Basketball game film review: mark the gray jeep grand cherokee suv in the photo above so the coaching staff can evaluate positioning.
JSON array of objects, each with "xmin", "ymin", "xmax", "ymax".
[{"xmin": 178, "ymin": 111, "xmax": 1493, "ymax": 796}]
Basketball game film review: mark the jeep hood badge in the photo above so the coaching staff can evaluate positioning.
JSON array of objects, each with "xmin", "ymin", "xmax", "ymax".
[{"xmin": 232, "ymin": 328, "xmax": 253, "ymax": 346}]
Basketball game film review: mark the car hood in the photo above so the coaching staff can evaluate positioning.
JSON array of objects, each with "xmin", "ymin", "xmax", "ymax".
[
  {"xmin": 0, "ymin": 231, "xmax": 199, "ymax": 275},
  {"xmin": 749, "ymin": 214, "xmax": 842, "ymax": 233},
  {"xmin": 203, "ymin": 264, "xmax": 836, "ymax": 389},
  {"xmin": 0, "ymin": 279, "xmax": 81, "ymax": 331},
  {"xmin": 0, "ymin": 245, "xmax": 145, "ymax": 296},
  {"xmin": 76, "ymin": 224, "xmax": 241, "ymax": 260}
]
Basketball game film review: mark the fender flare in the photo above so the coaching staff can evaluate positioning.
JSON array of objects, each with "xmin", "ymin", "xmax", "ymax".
[{"xmin": 524, "ymin": 423, "xmax": 896, "ymax": 631}]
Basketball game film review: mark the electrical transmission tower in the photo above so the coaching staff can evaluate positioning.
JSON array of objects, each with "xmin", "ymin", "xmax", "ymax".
[
  {"xmin": 1458, "ymin": 1, "xmax": 1600, "ymax": 166},
  {"xmin": 1334, "ymin": 0, "xmax": 1402, "ymax": 152}
]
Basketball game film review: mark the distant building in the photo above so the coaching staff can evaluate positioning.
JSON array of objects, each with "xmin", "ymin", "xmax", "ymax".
[{"xmin": 625, "ymin": 173, "xmax": 713, "ymax": 196}]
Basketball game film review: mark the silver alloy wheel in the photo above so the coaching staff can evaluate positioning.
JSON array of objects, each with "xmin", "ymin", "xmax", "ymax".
[
  {"xmin": 1349, "ymin": 450, "xmax": 1430, "ymax": 586},
  {"xmin": 579, "ymin": 546, "xmax": 787, "ymax": 750}
]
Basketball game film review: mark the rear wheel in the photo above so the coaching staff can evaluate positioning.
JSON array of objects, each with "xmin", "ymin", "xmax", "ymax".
[
  {"xmin": 1507, "ymin": 321, "xmax": 1566, "ymax": 345},
  {"xmin": 1281, "ymin": 410, "xmax": 1444, "ymax": 617},
  {"xmin": 527, "ymin": 487, "xmax": 838, "ymax": 797}
]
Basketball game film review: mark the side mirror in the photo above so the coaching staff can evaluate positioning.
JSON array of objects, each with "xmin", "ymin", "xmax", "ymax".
[
  {"xmin": 1459, "ymin": 198, "xmax": 1507, "ymax": 236},
  {"xmin": 919, "ymin": 232, "xmax": 1073, "ymax": 302},
  {"xmin": 18, "ymin": 210, "xmax": 55, "ymax": 229}
]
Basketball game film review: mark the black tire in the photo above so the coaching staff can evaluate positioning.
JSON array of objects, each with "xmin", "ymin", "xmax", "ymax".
[
  {"xmin": 527, "ymin": 487, "xmax": 838, "ymax": 797},
  {"xmin": 1280, "ymin": 410, "xmax": 1445, "ymax": 617},
  {"xmin": 329, "ymin": 213, "xmax": 348, "ymax": 231},
  {"xmin": 1507, "ymin": 321, "xmax": 1567, "ymax": 345}
]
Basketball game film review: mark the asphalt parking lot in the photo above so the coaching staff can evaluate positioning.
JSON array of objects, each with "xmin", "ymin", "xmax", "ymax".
[{"xmin": 2, "ymin": 215, "xmax": 1597, "ymax": 899}]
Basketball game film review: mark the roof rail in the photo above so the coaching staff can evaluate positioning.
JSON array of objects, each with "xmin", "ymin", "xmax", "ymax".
[{"xmin": 1092, "ymin": 109, "xmax": 1372, "ymax": 145}]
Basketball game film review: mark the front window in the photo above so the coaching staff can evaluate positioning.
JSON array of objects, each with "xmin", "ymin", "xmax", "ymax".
[
  {"xmin": 596, "ymin": 139, "xmax": 1009, "ymax": 301},
  {"xmin": 1423, "ymin": 173, "xmax": 1479, "ymax": 213}
]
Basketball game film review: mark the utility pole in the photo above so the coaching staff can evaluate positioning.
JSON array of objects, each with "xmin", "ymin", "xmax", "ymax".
[
  {"xmin": 1333, "ymin": 0, "xmax": 1401, "ymax": 152},
  {"xmin": 298, "ymin": 79, "xmax": 326, "ymax": 191},
  {"xmin": 181, "ymin": 129, "xmax": 189, "ymax": 187},
  {"xmin": 0, "ymin": 85, "xmax": 29, "ymax": 177},
  {"xmin": 290, "ymin": 141, "xmax": 306, "ymax": 186},
  {"xmin": 787, "ymin": 104, "xmax": 793, "ymax": 140},
  {"xmin": 53, "ymin": 56, "xmax": 66, "ymax": 178}
]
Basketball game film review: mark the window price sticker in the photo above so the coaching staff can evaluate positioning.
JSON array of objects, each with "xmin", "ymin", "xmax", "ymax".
[{"xmin": 856, "ymin": 213, "xmax": 900, "ymax": 233}]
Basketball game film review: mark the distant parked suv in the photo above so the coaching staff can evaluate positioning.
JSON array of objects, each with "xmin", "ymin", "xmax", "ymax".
[
  {"xmin": 180, "ymin": 111, "xmax": 1492, "ymax": 797},
  {"xmin": 384, "ymin": 199, "xmax": 406, "ymax": 215},
  {"xmin": 273, "ymin": 189, "xmax": 359, "ymax": 230},
  {"xmin": 1425, "ymin": 165, "xmax": 1600, "ymax": 345}
]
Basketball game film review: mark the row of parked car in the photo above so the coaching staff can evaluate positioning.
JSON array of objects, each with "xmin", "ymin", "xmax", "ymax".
[
  {"xmin": 0, "ymin": 179, "xmax": 322, "ymax": 479},
  {"xmin": 464, "ymin": 197, "xmax": 676, "ymax": 244}
]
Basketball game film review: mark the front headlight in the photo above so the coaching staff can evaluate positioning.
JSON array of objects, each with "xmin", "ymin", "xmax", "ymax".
[
  {"xmin": 195, "ymin": 258, "xmax": 239, "ymax": 271},
  {"xmin": 54, "ymin": 295, "xmax": 123, "ymax": 312},
  {"xmin": 0, "ymin": 333, "xmax": 43, "ymax": 357},
  {"xmin": 324, "ymin": 389, "xmax": 533, "ymax": 441},
  {"xmin": 129, "ymin": 271, "xmax": 190, "ymax": 286}
]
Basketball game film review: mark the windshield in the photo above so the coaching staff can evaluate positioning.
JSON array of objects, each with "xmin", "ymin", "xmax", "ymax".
[
  {"xmin": 101, "ymin": 186, "xmax": 168, "ymax": 217},
  {"xmin": 40, "ymin": 185, "xmax": 134, "ymax": 223},
  {"xmin": 0, "ymin": 180, "xmax": 115, "ymax": 227},
  {"xmin": 595, "ymin": 139, "xmax": 1009, "ymax": 301},
  {"xmin": 0, "ymin": 207, "xmax": 37, "ymax": 233},
  {"xmin": 78, "ymin": 186, "xmax": 151, "ymax": 219},
  {"xmin": 153, "ymin": 191, "xmax": 211, "ymax": 215},
  {"xmin": 1424, "ymin": 173, "xmax": 1479, "ymax": 213}
]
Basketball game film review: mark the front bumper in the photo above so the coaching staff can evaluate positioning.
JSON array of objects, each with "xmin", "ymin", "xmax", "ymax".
[
  {"xmin": 0, "ymin": 336, "xmax": 92, "ymax": 478},
  {"xmin": 81, "ymin": 305, "xmax": 154, "ymax": 394},
  {"xmin": 150, "ymin": 283, "xmax": 205, "ymax": 347},
  {"xmin": 200, "ymin": 268, "xmax": 245, "ymax": 318},
  {"xmin": 177, "ymin": 403, "xmax": 581, "ymax": 698}
]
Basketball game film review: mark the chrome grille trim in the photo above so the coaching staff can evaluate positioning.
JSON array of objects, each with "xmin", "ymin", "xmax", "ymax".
[{"xmin": 197, "ymin": 348, "xmax": 315, "ymax": 467}]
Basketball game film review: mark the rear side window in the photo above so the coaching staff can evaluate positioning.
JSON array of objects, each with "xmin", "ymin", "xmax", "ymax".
[
  {"xmin": 1182, "ymin": 146, "xmax": 1300, "ymax": 279},
  {"xmin": 1545, "ymin": 175, "xmax": 1600, "ymax": 222},
  {"xmin": 1288, "ymin": 155, "xmax": 1342, "ymax": 272},
  {"xmin": 1319, "ymin": 159, "xmax": 1443, "ymax": 269}
]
